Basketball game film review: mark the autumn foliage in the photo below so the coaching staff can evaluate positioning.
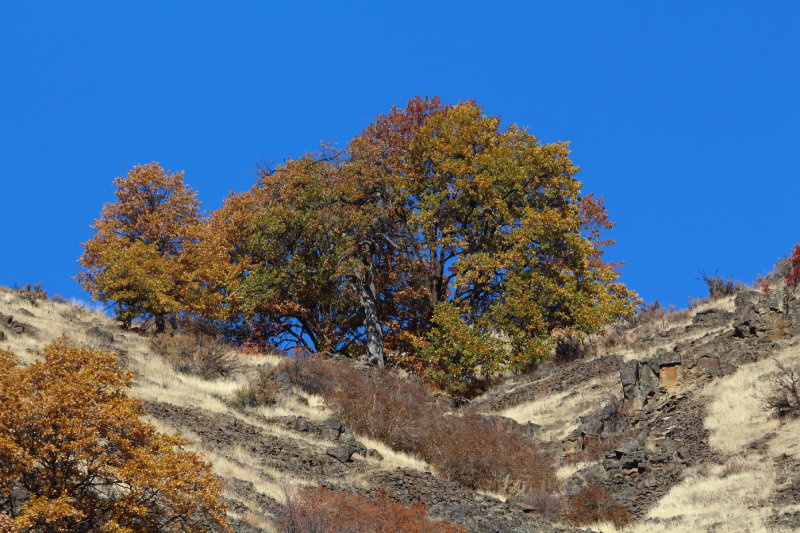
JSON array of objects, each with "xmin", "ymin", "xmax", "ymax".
[
  {"xmin": 77, "ymin": 163, "xmax": 227, "ymax": 331},
  {"xmin": 277, "ymin": 487, "xmax": 465, "ymax": 533},
  {"xmin": 276, "ymin": 356, "xmax": 557, "ymax": 496},
  {"xmin": 785, "ymin": 243, "xmax": 800, "ymax": 287},
  {"xmin": 0, "ymin": 338, "xmax": 230, "ymax": 532},
  {"xmin": 78, "ymin": 98, "xmax": 638, "ymax": 392}
]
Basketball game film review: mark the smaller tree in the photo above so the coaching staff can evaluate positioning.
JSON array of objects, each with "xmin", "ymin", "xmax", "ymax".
[
  {"xmin": 785, "ymin": 243, "xmax": 800, "ymax": 287},
  {"xmin": 0, "ymin": 338, "xmax": 230, "ymax": 532},
  {"xmin": 78, "ymin": 163, "xmax": 202, "ymax": 331}
]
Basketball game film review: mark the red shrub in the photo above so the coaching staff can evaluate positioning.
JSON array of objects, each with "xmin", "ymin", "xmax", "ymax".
[
  {"xmin": 278, "ymin": 357, "xmax": 557, "ymax": 496},
  {"xmin": 564, "ymin": 486, "xmax": 629, "ymax": 528},
  {"xmin": 277, "ymin": 487, "xmax": 466, "ymax": 533},
  {"xmin": 786, "ymin": 244, "xmax": 800, "ymax": 287}
]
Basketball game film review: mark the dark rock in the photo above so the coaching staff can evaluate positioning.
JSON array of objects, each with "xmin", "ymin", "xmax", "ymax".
[
  {"xmin": 321, "ymin": 418, "xmax": 346, "ymax": 440},
  {"xmin": 688, "ymin": 308, "xmax": 733, "ymax": 330},
  {"xmin": 15, "ymin": 307, "xmax": 35, "ymax": 317},
  {"xmin": 327, "ymin": 443, "xmax": 357, "ymax": 463},
  {"xmin": 0, "ymin": 313, "xmax": 39, "ymax": 338},
  {"xmin": 733, "ymin": 288, "xmax": 794, "ymax": 339},
  {"xmin": 620, "ymin": 360, "xmax": 639, "ymax": 398}
]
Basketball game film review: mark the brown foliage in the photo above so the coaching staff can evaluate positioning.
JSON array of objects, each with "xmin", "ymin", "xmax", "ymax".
[
  {"xmin": 152, "ymin": 330, "xmax": 239, "ymax": 379},
  {"xmin": 277, "ymin": 487, "xmax": 466, "ymax": 533},
  {"xmin": 276, "ymin": 357, "xmax": 556, "ymax": 496},
  {"xmin": 564, "ymin": 485, "xmax": 629, "ymax": 528},
  {"xmin": 0, "ymin": 338, "xmax": 230, "ymax": 532}
]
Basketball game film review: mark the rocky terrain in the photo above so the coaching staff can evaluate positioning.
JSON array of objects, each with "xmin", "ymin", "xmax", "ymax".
[{"xmin": 2, "ymin": 284, "xmax": 800, "ymax": 532}]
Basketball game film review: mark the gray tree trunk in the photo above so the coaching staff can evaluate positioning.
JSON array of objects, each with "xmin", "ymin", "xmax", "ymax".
[{"xmin": 358, "ymin": 262, "xmax": 385, "ymax": 367}]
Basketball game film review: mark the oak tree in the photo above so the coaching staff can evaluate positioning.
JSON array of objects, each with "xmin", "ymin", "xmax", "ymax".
[
  {"xmin": 78, "ymin": 163, "xmax": 203, "ymax": 331},
  {"xmin": 0, "ymin": 338, "xmax": 230, "ymax": 532}
]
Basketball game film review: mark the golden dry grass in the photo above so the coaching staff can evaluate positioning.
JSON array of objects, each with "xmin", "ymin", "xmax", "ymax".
[{"xmin": 496, "ymin": 376, "xmax": 616, "ymax": 441}]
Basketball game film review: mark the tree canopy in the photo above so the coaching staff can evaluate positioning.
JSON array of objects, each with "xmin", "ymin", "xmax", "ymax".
[{"xmin": 78, "ymin": 97, "xmax": 638, "ymax": 392}]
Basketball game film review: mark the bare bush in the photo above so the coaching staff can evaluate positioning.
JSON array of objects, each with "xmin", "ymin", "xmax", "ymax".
[
  {"xmin": 274, "ymin": 357, "xmax": 558, "ymax": 496},
  {"xmin": 760, "ymin": 360, "xmax": 800, "ymax": 418},
  {"xmin": 699, "ymin": 270, "xmax": 743, "ymax": 299},
  {"xmin": 151, "ymin": 331, "xmax": 239, "ymax": 379},
  {"xmin": 13, "ymin": 283, "xmax": 48, "ymax": 306}
]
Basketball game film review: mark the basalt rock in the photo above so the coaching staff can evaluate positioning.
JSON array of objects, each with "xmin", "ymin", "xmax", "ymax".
[{"xmin": 733, "ymin": 288, "xmax": 794, "ymax": 339}]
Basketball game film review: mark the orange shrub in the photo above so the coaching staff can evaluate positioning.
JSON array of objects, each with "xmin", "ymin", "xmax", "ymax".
[
  {"xmin": 0, "ymin": 338, "xmax": 230, "ymax": 532},
  {"xmin": 277, "ymin": 487, "xmax": 465, "ymax": 533}
]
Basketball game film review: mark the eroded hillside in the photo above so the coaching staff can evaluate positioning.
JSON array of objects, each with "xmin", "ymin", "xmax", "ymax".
[{"xmin": 2, "ymin": 284, "xmax": 799, "ymax": 532}]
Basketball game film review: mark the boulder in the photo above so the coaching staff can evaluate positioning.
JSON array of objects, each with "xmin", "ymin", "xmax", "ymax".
[
  {"xmin": 0, "ymin": 313, "xmax": 39, "ymax": 338},
  {"xmin": 602, "ymin": 439, "xmax": 647, "ymax": 474},
  {"xmin": 327, "ymin": 442, "xmax": 357, "ymax": 463},
  {"xmin": 321, "ymin": 418, "xmax": 346, "ymax": 440}
]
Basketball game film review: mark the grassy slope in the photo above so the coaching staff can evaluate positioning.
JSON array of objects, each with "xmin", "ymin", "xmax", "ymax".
[{"xmin": 2, "ymin": 286, "xmax": 799, "ymax": 532}]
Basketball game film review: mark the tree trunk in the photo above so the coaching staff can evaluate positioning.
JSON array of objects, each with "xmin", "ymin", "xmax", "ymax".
[
  {"xmin": 358, "ymin": 260, "xmax": 385, "ymax": 367},
  {"xmin": 154, "ymin": 314, "xmax": 166, "ymax": 334}
]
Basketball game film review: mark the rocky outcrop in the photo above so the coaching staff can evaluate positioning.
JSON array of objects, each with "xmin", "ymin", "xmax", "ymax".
[
  {"xmin": 620, "ymin": 349, "xmax": 683, "ymax": 409},
  {"xmin": 0, "ymin": 312, "xmax": 38, "ymax": 337},
  {"xmin": 733, "ymin": 289, "xmax": 795, "ymax": 339}
]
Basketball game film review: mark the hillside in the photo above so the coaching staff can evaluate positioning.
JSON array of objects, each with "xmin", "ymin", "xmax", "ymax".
[{"xmin": 2, "ymin": 282, "xmax": 800, "ymax": 532}]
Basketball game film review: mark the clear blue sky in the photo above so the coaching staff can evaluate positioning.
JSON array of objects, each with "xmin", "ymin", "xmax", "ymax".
[{"xmin": 1, "ymin": 2, "xmax": 798, "ymax": 309}]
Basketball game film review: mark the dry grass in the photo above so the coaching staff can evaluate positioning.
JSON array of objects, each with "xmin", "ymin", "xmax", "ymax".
[
  {"xmin": 622, "ymin": 344, "xmax": 800, "ymax": 532},
  {"xmin": 355, "ymin": 434, "xmax": 432, "ymax": 472},
  {"xmin": 497, "ymin": 376, "xmax": 615, "ymax": 441}
]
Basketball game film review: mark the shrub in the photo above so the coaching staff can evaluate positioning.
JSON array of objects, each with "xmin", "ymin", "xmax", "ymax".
[
  {"xmin": 699, "ymin": 270, "xmax": 742, "ymax": 299},
  {"xmin": 564, "ymin": 485, "xmax": 629, "ymax": 528},
  {"xmin": 513, "ymin": 486, "xmax": 562, "ymax": 521},
  {"xmin": 152, "ymin": 330, "xmax": 239, "ymax": 379},
  {"xmin": 274, "ymin": 357, "xmax": 557, "ymax": 496},
  {"xmin": 761, "ymin": 359, "xmax": 800, "ymax": 418},
  {"xmin": 277, "ymin": 487, "xmax": 466, "ymax": 533},
  {"xmin": 786, "ymin": 244, "xmax": 800, "ymax": 287},
  {"xmin": 229, "ymin": 366, "xmax": 283, "ymax": 408},
  {"xmin": 12, "ymin": 283, "xmax": 48, "ymax": 306},
  {"xmin": 0, "ymin": 338, "xmax": 230, "ymax": 532},
  {"xmin": 553, "ymin": 332, "xmax": 590, "ymax": 364}
]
